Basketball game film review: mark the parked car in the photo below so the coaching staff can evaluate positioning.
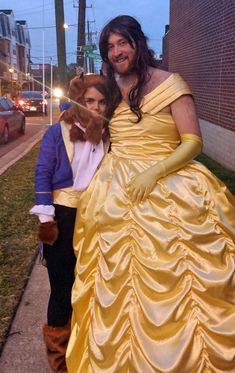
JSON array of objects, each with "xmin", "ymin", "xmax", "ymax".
[
  {"xmin": 0, "ymin": 97, "xmax": 25, "ymax": 144},
  {"xmin": 15, "ymin": 91, "xmax": 48, "ymax": 115}
]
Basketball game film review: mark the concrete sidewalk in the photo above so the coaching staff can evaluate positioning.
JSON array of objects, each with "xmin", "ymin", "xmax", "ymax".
[
  {"xmin": 0, "ymin": 261, "xmax": 51, "ymax": 373},
  {"xmin": 0, "ymin": 128, "xmax": 51, "ymax": 372}
]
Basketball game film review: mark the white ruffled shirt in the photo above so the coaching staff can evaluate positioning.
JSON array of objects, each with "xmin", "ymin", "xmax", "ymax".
[{"xmin": 72, "ymin": 122, "xmax": 104, "ymax": 191}]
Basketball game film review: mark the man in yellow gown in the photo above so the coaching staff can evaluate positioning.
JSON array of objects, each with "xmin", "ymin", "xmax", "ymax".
[{"xmin": 66, "ymin": 15, "xmax": 235, "ymax": 373}]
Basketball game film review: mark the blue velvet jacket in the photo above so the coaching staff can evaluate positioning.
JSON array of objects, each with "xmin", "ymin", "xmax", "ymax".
[{"xmin": 35, "ymin": 123, "xmax": 73, "ymax": 205}]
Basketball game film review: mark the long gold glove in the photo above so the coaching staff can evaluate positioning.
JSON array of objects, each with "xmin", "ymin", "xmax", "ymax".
[{"xmin": 128, "ymin": 134, "xmax": 203, "ymax": 204}]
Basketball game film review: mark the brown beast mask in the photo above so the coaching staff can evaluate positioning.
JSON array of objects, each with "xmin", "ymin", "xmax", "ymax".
[{"xmin": 61, "ymin": 74, "xmax": 109, "ymax": 145}]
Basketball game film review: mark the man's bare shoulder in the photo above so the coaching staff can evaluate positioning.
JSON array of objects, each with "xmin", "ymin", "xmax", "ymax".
[
  {"xmin": 150, "ymin": 68, "xmax": 172, "ymax": 85},
  {"xmin": 143, "ymin": 68, "xmax": 173, "ymax": 95}
]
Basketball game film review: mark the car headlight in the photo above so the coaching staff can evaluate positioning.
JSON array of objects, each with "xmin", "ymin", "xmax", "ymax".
[{"xmin": 53, "ymin": 88, "xmax": 63, "ymax": 98}]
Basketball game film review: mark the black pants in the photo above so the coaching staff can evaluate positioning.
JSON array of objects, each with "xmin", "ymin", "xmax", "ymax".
[{"xmin": 43, "ymin": 205, "xmax": 77, "ymax": 327}]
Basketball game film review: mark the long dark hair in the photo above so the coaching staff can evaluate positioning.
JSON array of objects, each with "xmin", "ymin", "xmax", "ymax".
[{"xmin": 99, "ymin": 15, "xmax": 158, "ymax": 122}]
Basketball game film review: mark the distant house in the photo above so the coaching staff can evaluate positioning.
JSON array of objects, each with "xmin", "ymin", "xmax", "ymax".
[
  {"xmin": 0, "ymin": 9, "xmax": 31, "ymax": 95},
  {"xmin": 162, "ymin": 0, "xmax": 235, "ymax": 171}
]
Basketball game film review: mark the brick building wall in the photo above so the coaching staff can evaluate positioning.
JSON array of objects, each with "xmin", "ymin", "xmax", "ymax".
[
  {"xmin": 168, "ymin": 0, "xmax": 235, "ymax": 170},
  {"xmin": 161, "ymin": 25, "xmax": 169, "ymax": 71}
]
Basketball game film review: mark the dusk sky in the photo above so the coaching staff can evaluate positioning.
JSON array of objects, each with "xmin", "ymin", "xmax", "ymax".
[{"xmin": 0, "ymin": 0, "xmax": 169, "ymax": 66}]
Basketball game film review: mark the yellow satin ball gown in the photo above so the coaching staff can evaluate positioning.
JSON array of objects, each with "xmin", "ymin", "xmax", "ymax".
[{"xmin": 66, "ymin": 74, "xmax": 235, "ymax": 372}]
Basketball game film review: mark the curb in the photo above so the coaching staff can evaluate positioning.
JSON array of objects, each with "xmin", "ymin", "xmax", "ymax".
[
  {"xmin": 0, "ymin": 129, "xmax": 45, "ymax": 176},
  {"xmin": 0, "ymin": 257, "xmax": 51, "ymax": 372}
]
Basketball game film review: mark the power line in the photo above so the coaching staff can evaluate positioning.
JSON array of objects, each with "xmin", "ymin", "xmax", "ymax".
[
  {"xmin": 27, "ymin": 25, "xmax": 56, "ymax": 29},
  {"xmin": 7, "ymin": 3, "xmax": 55, "ymax": 17},
  {"xmin": 31, "ymin": 55, "xmax": 57, "ymax": 61}
]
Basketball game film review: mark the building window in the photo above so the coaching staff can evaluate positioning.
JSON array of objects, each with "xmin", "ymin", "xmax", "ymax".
[
  {"xmin": 5, "ymin": 18, "xmax": 11, "ymax": 37},
  {"xmin": 0, "ymin": 17, "xmax": 6, "ymax": 36}
]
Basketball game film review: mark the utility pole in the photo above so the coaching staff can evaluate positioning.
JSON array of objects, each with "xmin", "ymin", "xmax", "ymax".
[
  {"xmin": 54, "ymin": 0, "xmax": 67, "ymax": 88},
  {"xmin": 87, "ymin": 20, "xmax": 95, "ymax": 73},
  {"xmin": 87, "ymin": 20, "xmax": 91, "ymax": 73},
  {"xmin": 77, "ymin": 0, "xmax": 86, "ymax": 71}
]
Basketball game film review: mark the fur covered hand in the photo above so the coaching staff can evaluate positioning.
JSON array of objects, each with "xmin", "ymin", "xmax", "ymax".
[{"xmin": 38, "ymin": 221, "xmax": 59, "ymax": 245}]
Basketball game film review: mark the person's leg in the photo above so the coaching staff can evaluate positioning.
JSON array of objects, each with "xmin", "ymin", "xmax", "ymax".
[
  {"xmin": 44, "ymin": 205, "xmax": 77, "ymax": 326},
  {"xmin": 43, "ymin": 205, "xmax": 77, "ymax": 372}
]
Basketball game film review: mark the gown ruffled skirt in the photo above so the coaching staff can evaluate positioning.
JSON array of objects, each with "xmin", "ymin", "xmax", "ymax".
[{"xmin": 66, "ymin": 74, "xmax": 235, "ymax": 372}]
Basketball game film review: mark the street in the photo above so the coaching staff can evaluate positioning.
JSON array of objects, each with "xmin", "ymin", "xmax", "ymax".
[{"xmin": 0, "ymin": 98, "xmax": 60, "ymax": 158}]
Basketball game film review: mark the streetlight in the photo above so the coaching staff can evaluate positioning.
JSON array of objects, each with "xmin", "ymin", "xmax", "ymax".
[
  {"xmin": 8, "ymin": 67, "xmax": 14, "ymax": 99},
  {"xmin": 42, "ymin": 0, "xmax": 46, "ymax": 116},
  {"xmin": 63, "ymin": 23, "xmax": 77, "ymax": 29},
  {"xmin": 27, "ymin": 5, "xmax": 47, "ymax": 113}
]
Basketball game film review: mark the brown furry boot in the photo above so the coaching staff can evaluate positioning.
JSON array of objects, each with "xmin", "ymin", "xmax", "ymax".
[{"xmin": 43, "ymin": 321, "xmax": 71, "ymax": 372}]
